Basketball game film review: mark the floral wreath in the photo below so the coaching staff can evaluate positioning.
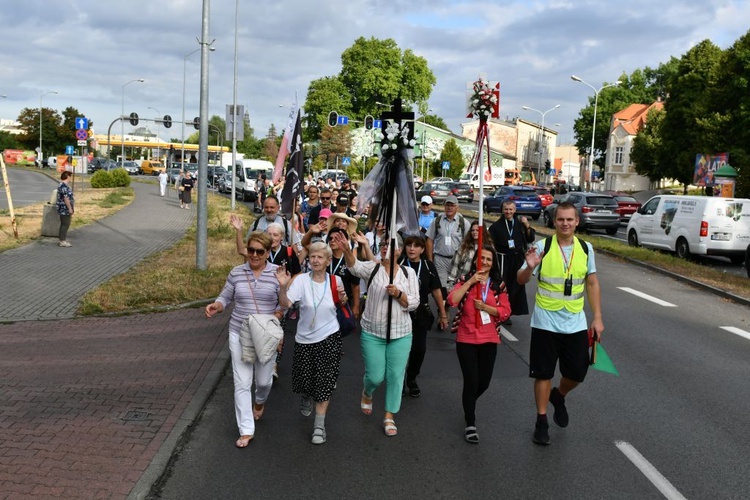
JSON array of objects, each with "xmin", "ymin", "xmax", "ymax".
[
  {"xmin": 469, "ymin": 78, "xmax": 498, "ymax": 121},
  {"xmin": 379, "ymin": 121, "xmax": 416, "ymax": 157}
]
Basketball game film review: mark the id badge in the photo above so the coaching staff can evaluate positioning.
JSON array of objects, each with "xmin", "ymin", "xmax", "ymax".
[
  {"xmin": 508, "ymin": 240, "xmax": 515, "ymax": 249},
  {"xmin": 480, "ymin": 311, "xmax": 492, "ymax": 324},
  {"xmin": 444, "ymin": 236, "xmax": 452, "ymax": 246},
  {"xmin": 564, "ymin": 277, "xmax": 573, "ymax": 296}
]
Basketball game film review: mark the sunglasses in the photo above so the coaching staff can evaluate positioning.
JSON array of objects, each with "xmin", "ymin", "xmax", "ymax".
[
  {"xmin": 321, "ymin": 197, "xmax": 331, "ymax": 200},
  {"xmin": 246, "ymin": 247, "xmax": 266, "ymax": 256},
  {"xmin": 420, "ymin": 202, "xmax": 430, "ymax": 206}
]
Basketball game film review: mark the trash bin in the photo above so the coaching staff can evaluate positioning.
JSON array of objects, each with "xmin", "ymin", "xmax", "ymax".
[{"xmin": 41, "ymin": 201, "xmax": 61, "ymax": 238}]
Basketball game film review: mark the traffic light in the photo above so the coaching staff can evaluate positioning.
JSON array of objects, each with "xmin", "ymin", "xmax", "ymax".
[
  {"xmin": 163, "ymin": 115, "xmax": 172, "ymax": 129},
  {"xmin": 545, "ymin": 159, "xmax": 551, "ymax": 172},
  {"xmin": 364, "ymin": 115, "xmax": 374, "ymax": 130},
  {"xmin": 193, "ymin": 117, "xmax": 200, "ymax": 130},
  {"xmin": 328, "ymin": 111, "xmax": 338, "ymax": 127},
  {"xmin": 129, "ymin": 112, "xmax": 139, "ymax": 126}
]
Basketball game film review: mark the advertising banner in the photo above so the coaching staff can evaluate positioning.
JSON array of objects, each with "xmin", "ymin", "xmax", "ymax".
[
  {"xmin": 2, "ymin": 149, "xmax": 37, "ymax": 166},
  {"xmin": 694, "ymin": 153, "xmax": 728, "ymax": 186}
]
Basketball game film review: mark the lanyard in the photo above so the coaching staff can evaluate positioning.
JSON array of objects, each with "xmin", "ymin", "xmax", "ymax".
[
  {"xmin": 330, "ymin": 255, "xmax": 344, "ymax": 275},
  {"xmin": 309, "ymin": 272, "xmax": 329, "ymax": 329},
  {"xmin": 558, "ymin": 241, "xmax": 575, "ymax": 276},
  {"xmin": 269, "ymin": 247, "xmax": 281, "ymax": 263},
  {"xmin": 481, "ymin": 279, "xmax": 491, "ymax": 303},
  {"xmin": 408, "ymin": 259, "xmax": 423, "ymax": 285},
  {"xmin": 505, "ymin": 218, "xmax": 514, "ymax": 238}
]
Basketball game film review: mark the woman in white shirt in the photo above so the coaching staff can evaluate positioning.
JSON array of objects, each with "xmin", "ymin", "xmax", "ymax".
[
  {"xmin": 331, "ymin": 231, "xmax": 419, "ymax": 437},
  {"xmin": 277, "ymin": 241, "xmax": 346, "ymax": 445}
]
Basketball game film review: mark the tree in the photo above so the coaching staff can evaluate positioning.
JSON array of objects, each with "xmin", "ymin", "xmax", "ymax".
[
  {"xmin": 631, "ymin": 108, "xmax": 668, "ymax": 182},
  {"xmin": 263, "ymin": 124, "xmax": 279, "ymax": 161},
  {"xmin": 319, "ymin": 124, "xmax": 352, "ymax": 167},
  {"xmin": 16, "ymin": 107, "xmax": 65, "ymax": 156},
  {"xmin": 421, "ymin": 114, "xmax": 449, "ymax": 131},
  {"xmin": 303, "ymin": 76, "xmax": 352, "ymax": 141},
  {"xmin": 437, "ymin": 139, "xmax": 465, "ymax": 179},
  {"xmin": 0, "ymin": 131, "xmax": 21, "ymax": 151}
]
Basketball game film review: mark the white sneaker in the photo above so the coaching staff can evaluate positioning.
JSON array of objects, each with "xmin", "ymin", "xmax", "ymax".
[{"xmin": 59, "ymin": 241, "xmax": 71, "ymax": 247}]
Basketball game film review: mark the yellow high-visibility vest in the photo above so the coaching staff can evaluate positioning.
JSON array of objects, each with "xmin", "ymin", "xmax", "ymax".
[{"xmin": 536, "ymin": 235, "xmax": 588, "ymax": 312}]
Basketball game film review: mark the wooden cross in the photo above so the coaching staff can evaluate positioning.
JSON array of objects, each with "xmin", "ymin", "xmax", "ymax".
[{"xmin": 379, "ymin": 99, "xmax": 415, "ymax": 143}]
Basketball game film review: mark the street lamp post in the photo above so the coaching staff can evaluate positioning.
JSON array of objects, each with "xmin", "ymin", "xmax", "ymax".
[
  {"xmin": 121, "ymin": 79, "xmax": 144, "ymax": 164},
  {"xmin": 420, "ymin": 108, "xmax": 433, "ymax": 183},
  {"xmin": 522, "ymin": 104, "xmax": 559, "ymax": 185},
  {"xmin": 39, "ymin": 90, "xmax": 58, "ymax": 168},
  {"xmin": 182, "ymin": 46, "xmax": 215, "ymax": 170},
  {"xmin": 148, "ymin": 106, "xmax": 161, "ymax": 162},
  {"xmin": 570, "ymin": 75, "xmax": 621, "ymax": 188}
]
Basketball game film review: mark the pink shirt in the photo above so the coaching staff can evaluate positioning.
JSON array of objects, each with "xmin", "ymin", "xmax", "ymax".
[{"xmin": 448, "ymin": 281, "xmax": 511, "ymax": 344}]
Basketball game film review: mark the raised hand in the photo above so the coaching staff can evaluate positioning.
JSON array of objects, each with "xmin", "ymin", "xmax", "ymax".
[{"xmin": 229, "ymin": 214, "xmax": 243, "ymax": 231}]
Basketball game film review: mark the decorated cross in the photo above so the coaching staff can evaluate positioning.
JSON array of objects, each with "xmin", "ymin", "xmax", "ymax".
[{"xmin": 379, "ymin": 99, "xmax": 415, "ymax": 145}]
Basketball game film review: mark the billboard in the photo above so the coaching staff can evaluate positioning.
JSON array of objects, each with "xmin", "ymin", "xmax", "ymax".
[
  {"xmin": 694, "ymin": 153, "xmax": 728, "ymax": 186},
  {"xmin": 2, "ymin": 149, "xmax": 37, "ymax": 166}
]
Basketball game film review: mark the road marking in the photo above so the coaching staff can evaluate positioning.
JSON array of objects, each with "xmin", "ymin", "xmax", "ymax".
[
  {"xmin": 719, "ymin": 326, "xmax": 750, "ymax": 341},
  {"xmin": 615, "ymin": 441, "xmax": 687, "ymax": 500},
  {"xmin": 617, "ymin": 287, "xmax": 677, "ymax": 307},
  {"xmin": 499, "ymin": 326, "xmax": 518, "ymax": 341}
]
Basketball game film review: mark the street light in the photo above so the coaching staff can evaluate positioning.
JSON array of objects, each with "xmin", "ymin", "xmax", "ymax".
[
  {"xmin": 182, "ymin": 46, "xmax": 215, "ymax": 170},
  {"xmin": 570, "ymin": 75, "xmax": 621, "ymax": 187},
  {"xmin": 148, "ymin": 106, "xmax": 161, "ymax": 162},
  {"xmin": 39, "ymin": 90, "xmax": 58, "ymax": 168},
  {"xmin": 121, "ymin": 79, "xmax": 145, "ymax": 164},
  {"xmin": 522, "ymin": 104, "xmax": 559, "ymax": 184},
  {"xmin": 420, "ymin": 108, "xmax": 433, "ymax": 182},
  {"xmin": 375, "ymin": 101, "xmax": 393, "ymax": 110}
]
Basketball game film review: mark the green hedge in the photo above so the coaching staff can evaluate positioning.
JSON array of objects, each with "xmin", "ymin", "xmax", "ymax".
[{"xmin": 91, "ymin": 169, "xmax": 131, "ymax": 188}]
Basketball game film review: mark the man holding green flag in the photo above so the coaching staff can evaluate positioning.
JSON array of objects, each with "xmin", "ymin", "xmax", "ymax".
[{"xmin": 517, "ymin": 202, "xmax": 605, "ymax": 446}]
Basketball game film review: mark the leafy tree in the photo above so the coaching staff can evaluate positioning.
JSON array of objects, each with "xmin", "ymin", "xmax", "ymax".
[
  {"xmin": 438, "ymin": 139, "xmax": 465, "ymax": 179},
  {"xmin": 660, "ymin": 39, "xmax": 724, "ymax": 189},
  {"xmin": 319, "ymin": 124, "xmax": 352, "ymax": 166},
  {"xmin": 0, "ymin": 131, "xmax": 21, "ymax": 150},
  {"xmin": 263, "ymin": 124, "xmax": 279, "ymax": 161},
  {"xmin": 421, "ymin": 114, "xmax": 449, "ymax": 131},
  {"xmin": 60, "ymin": 107, "xmax": 91, "ymax": 136},
  {"xmin": 303, "ymin": 76, "xmax": 352, "ymax": 141},
  {"xmin": 16, "ymin": 107, "xmax": 65, "ymax": 155},
  {"xmin": 631, "ymin": 108, "xmax": 668, "ymax": 182}
]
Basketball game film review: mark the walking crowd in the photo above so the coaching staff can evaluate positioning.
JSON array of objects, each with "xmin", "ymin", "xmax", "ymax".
[{"xmin": 205, "ymin": 175, "xmax": 604, "ymax": 447}]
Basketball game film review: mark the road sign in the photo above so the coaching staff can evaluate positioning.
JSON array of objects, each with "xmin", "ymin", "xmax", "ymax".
[
  {"xmin": 373, "ymin": 119, "xmax": 382, "ymax": 129},
  {"xmin": 75, "ymin": 117, "xmax": 89, "ymax": 130},
  {"xmin": 163, "ymin": 115, "xmax": 172, "ymax": 129},
  {"xmin": 77, "ymin": 140, "xmax": 87, "ymax": 147},
  {"xmin": 341, "ymin": 157, "xmax": 351, "ymax": 166},
  {"xmin": 129, "ymin": 112, "xmax": 139, "ymax": 126},
  {"xmin": 337, "ymin": 115, "xmax": 349, "ymax": 125},
  {"xmin": 75, "ymin": 129, "xmax": 88, "ymax": 140},
  {"xmin": 65, "ymin": 145, "xmax": 74, "ymax": 155},
  {"xmin": 442, "ymin": 161, "xmax": 450, "ymax": 170}
]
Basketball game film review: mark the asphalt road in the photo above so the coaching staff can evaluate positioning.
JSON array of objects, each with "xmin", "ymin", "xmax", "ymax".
[
  {"xmin": 149, "ymin": 251, "xmax": 750, "ymax": 499},
  {"xmin": 0, "ymin": 167, "xmax": 58, "ymax": 210}
]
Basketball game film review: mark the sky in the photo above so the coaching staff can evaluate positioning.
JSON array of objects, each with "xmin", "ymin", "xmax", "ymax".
[{"xmin": 0, "ymin": 0, "xmax": 747, "ymax": 147}]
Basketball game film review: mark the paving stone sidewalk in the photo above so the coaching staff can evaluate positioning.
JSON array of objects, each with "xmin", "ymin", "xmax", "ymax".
[{"xmin": 0, "ymin": 182, "xmax": 193, "ymax": 322}]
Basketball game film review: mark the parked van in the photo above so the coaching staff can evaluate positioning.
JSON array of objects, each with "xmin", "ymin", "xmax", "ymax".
[
  {"xmin": 458, "ymin": 169, "xmax": 505, "ymax": 191},
  {"xmin": 234, "ymin": 159, "xmax": 273, "ymax": 202},
  {"xmin": 140, "ymin": 159, "xmax": 165, "ymax": 176},
  {"xmin": 626, "ymin": 195, "xmax": 750, "ymax": 263}
]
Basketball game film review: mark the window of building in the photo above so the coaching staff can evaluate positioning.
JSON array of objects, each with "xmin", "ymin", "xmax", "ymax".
[{"xmin": 614, "ymin": 147, "xmax": 624, "ymax": 165}]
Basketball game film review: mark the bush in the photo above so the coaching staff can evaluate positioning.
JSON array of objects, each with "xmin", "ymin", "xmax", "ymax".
[
  {"xmin": 90, "ymin": 170, "xmax": 114, "ymax": 188},
  {"xmin": 110, "ymin": 168, "xmax": 131, "ymax": 187}
]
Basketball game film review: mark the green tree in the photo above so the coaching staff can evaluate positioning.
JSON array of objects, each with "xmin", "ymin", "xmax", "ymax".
[
  {"xmin": 631, "ymin": 108, "xmax": 668, "ymax": 182},
  {"xmin": 319, "ymin": 124, "xmax": 352, "ymax": 166},
  {"xmin": 303, "ymin": 76, "xmax": 352, "ymax": 141},
  {"xmin": 421, "ymin": 114, "xmax": 449, "ymax": 131},
  {"xmin": 0, "ymin": 131, "xmax": 21, "ymax": 150},
  {"xmin": 263, "ymin": 124, "xmax": 279, "ymax": 161},
  {"xmin": 438, "ymin": 139, "xmax": 465, "ymax": 179},
  {"xmin": 16, "ymin": 107, "xmax": 65, "ymax": 156},
  {"xmin": 660, "ymin": 39, "xmax": 724, "ymax": 189}
]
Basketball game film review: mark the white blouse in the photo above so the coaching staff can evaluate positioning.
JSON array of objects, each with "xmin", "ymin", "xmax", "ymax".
[{"xmin": 286, "ymin": 273, "xmax": 342, "ymax": 344}]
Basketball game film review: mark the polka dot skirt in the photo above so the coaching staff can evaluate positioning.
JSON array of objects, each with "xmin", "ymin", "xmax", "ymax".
[{"xmin": 292, "ymin": 332, "xmax": 343, "ymax": 402}]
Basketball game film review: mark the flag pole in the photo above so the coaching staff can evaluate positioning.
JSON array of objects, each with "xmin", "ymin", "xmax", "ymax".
[
  {"xmin": 475, "ymin": 122, "xmax": 486, "ymax": 327},
  {"xmin": 386, "ymin": 188, "xmax": 398, "ymax": 343}
]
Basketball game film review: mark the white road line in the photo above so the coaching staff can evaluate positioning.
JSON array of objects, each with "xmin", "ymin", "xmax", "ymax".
[
  {"xmin": 719, "ymin": 326, "xmax": 750, "ymax": 341},
  {"xmin": 499, "ymin": 326, "xmax": 518, "ymax": 342},
  {"xmin": 617, "ymin": 287, "xmax": 677, "ymax": 307},
  {"xmin": 615, "ymin": 441, "xmax": 687, "ymax": 500}
]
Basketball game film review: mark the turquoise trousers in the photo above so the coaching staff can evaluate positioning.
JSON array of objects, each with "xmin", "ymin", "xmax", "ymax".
[{"xmin": 360, "ymin": 331, "xmax": 413, "ymax": 414}]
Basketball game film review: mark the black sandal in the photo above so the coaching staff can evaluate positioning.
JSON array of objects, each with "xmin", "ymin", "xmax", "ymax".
[{"xmin": 465, "ymin": 426, "xmax": 479, "ymax": 444}]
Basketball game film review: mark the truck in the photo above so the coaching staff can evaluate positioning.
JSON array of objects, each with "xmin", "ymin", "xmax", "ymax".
[
  {"xmin": 458, "ymin": 168, "xmax": 505, "ymax": 191},
  {"xmin": 504, "ymin": 168, "xmax": 537, "ymax": 186},
  {"xmin": 233, "ymin": 158, "xmax": 274, "ymax": 202}
]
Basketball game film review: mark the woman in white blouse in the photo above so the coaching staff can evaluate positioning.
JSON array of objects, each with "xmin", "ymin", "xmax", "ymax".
[{"xmin": 331, "ymin": 231, "xmax": 419, "ymax": 437}]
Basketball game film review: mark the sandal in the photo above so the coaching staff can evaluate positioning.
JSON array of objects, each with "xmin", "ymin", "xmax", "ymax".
[
  {"xmin": 235, "ymin": 435, "xmax": 253, "ymax": 448},
  {"xmin": 383, "ymin": 418, "xmax": 398, "ymax": 437},
  {"xmin": 253, "ymin": 403, "xmax": 265, "ymax": 421},
  {"xmin": 465, "ymin": 426, "xmax": 479, "ymax": 444},
  {"xmin": 311, "ymin": 426, "xmax": 326, "ymax": 445},
  {"xmin": 360, "ymin": 390, "xmax": 373, "ymax": 415}
]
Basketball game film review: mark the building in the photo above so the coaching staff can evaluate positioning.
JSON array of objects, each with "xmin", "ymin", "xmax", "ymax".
[
  {"xmin": 0, "ymin": 119, "xmax": 23, "ymax": 135},
  {"xmin": 604, "ymin": 101, "xmax": 663, "ymax": 192},
  {"xmin": 553, "ymin": 144, "xmax": 583, "ymax": 187}
]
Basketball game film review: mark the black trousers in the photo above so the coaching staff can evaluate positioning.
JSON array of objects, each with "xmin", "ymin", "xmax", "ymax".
[
  {"xmin": 406, "ymin": 320, "xmax": 428, "ymax": 382},
  {"xmin": 455, "ymin": 342, "xmax": 497, "ymax": 426},
  {"xmin": 59, "ymin": 214, "xmax": 71, "ymax": 241}
]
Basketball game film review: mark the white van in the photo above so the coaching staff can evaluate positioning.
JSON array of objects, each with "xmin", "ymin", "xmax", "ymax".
[
  {"xmin": 626, "ymin": 195, "xmax": 750, "ymax": 263},
  {"xmin": 233, "ymin": 159, "xmax": 273, "ymax": 202},
  {"xmin": 459, "ymin": 169, "xmax": 505, "ymax": 191}
]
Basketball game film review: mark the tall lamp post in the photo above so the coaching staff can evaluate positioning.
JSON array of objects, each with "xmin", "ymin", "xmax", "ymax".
[
  {"xmin": 182, "ymin": 46, "xmax": 215, "ymax": 169},
  {"xmin": 147, "ymin": 106, "xmax": 161, "ymax": 161},
  {"xmin": 570, "ymin": 75, "xmax": 621, "ymax": 187},
  {"xmin": 521, "ymin": 104, "xmax": 559, "ymax": 185},
  {"xmin": 121, "ymin": 79, "xmax": 144, "ymax": 164},
  {"xmin": 419, "ymin": 108, "xmax": 433, "ymax": 182},
  {"xmin": 39, "ymin": 90, "xmax": 58, "ymax": 168}
]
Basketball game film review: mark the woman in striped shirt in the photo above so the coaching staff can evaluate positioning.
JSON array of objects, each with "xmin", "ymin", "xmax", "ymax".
[{"xmin": 205, "ymin": 231, "xmax": 283, "ymax": 448}]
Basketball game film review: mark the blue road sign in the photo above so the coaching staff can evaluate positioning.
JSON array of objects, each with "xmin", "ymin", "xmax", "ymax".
[
  {"xmin": 75, "ymin": 117, "xmax": 89, "ymax": 130},
  {"xmin": 341, "ymin": 157, "xmax": 351, "ymax": 166},
  {"xmin": 337, "ymin": 115, "xmax": 349, "ymax": 125},
  {"xmin": 373, "ymin": 119, "xmax": 382, "ymax": 129},
  {"xmin": 65, "ymin": 145, "xmax": 74, "ymax": 155},
  {"xmin": 442, "ymin": 161, "xmax": 450, "ymax": 170}
]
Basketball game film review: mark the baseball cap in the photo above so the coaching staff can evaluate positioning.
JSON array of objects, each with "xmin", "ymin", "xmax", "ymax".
[
  {"xmin": 342, "ymin": 178, "xmax": 351, "ymax": 184},
  {"xmin": 319, "ymin": 208, "xmax": 333, "ymax": 219},
  {"xmin": 337, "ymin": 193, "xmax": 350, "ymax": 205},
  {"xmin": 445, "ymin": 195, "xmax": 459, "ymax": 205},
  {"xmin": 420, "ymin": 195, "xmax": 433, "ymax": 205}
]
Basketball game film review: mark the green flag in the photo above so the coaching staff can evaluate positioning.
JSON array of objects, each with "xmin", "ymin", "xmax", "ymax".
[{"xmin": 591, "ymin": 342, "xmax": 619, "ymax": 376}]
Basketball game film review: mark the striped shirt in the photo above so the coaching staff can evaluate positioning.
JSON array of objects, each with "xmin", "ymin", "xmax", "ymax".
[
  {"xmin": 216, "ymin": 262, "xmax": 281, "ymax": 332},
  {"xmin": 350, "ymin": 260, "xmax": 419, "ymax": 340}
]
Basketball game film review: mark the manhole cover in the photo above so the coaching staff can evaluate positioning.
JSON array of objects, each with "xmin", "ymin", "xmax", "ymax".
[{"xmin": 123, "ymin": 410, "xmax": 150, "ymax": 421}]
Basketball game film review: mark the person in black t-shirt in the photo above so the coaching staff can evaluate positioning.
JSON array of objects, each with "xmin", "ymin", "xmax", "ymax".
[{"xmin": 327, "ymin": 227, "xmax": 360, "ymax": 316}]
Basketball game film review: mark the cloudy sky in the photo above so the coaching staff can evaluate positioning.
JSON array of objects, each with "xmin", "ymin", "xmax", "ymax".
[{"xmin": 0, "ymin": 0, "xmax": 747, "ymax": 146}]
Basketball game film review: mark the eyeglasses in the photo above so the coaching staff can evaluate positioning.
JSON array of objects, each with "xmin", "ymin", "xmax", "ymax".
[
  {"xmin": 321, "ymin": 197, "xmax": 331, "ymax": 200},
  {"xmin": 420, "ymin": 202, "xmax": 430, "ymax": 206},
  {"xmin": 378, "ymin": 242, "xmax": 389, "ymax": 248},
  {"xmin": 445, "ymin": 202, "xmax": 456, "ymax": 206},
  {"xmin": 246, "ymin": 247, "xmax": 266, "ymax": 256}
]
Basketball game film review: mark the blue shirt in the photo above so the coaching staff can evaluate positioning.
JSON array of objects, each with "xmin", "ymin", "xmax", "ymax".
[
  {"xmin": 56, "ymin": 182, "xmax": 74, "ymax": 216},
  {"xmin": 521, "ymin": 238, "xmax": 597, "ymax": 334},
  {"xmin": 418, "ymin": 211, "xmax": 435, "ymax": 233}
]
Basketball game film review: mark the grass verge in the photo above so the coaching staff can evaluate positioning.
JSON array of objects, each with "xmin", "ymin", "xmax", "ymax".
[{"xmin": 78, "ymin": 192, "xmax": 253, "ymax": 315}]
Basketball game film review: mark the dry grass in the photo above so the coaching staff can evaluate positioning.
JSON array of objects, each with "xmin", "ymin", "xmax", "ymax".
[
  {"xmin": 78, "ymin": 192, "xmax": 254, "ymax": 315},
  {"xmin": 0, "ymin": 184, "xmax": 134, "ymax": 252}
]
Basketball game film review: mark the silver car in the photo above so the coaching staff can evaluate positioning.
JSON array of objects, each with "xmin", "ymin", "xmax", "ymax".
[{"xmin": 118, "ymin": 161, "xmax": 140, "ymax": 175}]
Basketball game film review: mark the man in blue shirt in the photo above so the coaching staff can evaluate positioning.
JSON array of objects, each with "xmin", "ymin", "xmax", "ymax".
[{"xmin": 418, "ymin": 196, "xmax": 435, "ymax": 234}]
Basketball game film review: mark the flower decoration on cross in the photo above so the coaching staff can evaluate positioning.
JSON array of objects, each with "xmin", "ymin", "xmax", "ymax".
[
  {"xmin": 469, "ymin": 78, "xmax": 499, "ymax": 122},
  {"xmin": 379, "ymin": 120, "xmax": 417, "ymax": 157}
]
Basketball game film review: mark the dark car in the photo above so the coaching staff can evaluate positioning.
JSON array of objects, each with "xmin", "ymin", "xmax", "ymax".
[
  {"xmin": 88, "ymin": 157, "xmax": 116, "ymax": 173},
  {"xmin": 414, "ymin": 182, "xmax": 451, "ymax": 204},
  {"xmin": 483, "ymin": 186, "xmax": 542, "ymax": 219},
  {"xmin": 207, "ymin": 165, "xmax": 227, "ymax": 185},
  {"xmin": 543, "ymin": 192, "xmax": 620, "ymax": 235},
  {"xmin": 168, "ymin": 168, "xmax": 182, "ymax": 185},
  {"xmin": 217, "ymin": 172, "xmax": 234, "ymax": 193},
  {"xmin": 444, "ymin": 182, "xmax": 474, "ymax": 203},
  {"xmin": 605, "ymin": 192, "xmax": 642, "ymax": 222}
]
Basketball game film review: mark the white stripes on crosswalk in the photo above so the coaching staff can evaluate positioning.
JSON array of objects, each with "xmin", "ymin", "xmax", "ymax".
[
  {"xmin": 617, "ymin": 287, "xmax": 677, "ymax": 307},
  {"xmin": 499, "ymin": 326, "xmax": 517, "ymax": 342},
  {"xmin": 615, "ymin": 441, "xmax": 687, "ymax": 500}
]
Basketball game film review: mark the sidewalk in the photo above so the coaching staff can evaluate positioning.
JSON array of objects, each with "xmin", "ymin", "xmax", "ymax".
[{"xmin": 0, "ymin": 181, "xmax": 231, "ymax": 499}]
